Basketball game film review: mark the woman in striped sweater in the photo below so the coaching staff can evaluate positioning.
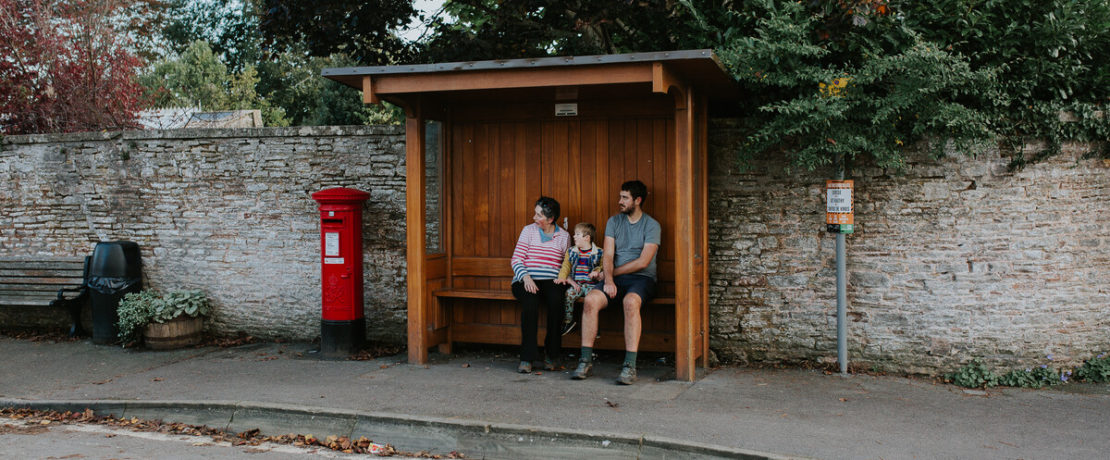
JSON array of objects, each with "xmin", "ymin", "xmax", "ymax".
[{"xmin": 511, "ymin": 196, "xmax": 570, "ymax": 373}]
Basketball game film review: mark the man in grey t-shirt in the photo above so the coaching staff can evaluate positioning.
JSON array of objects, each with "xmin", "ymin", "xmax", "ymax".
[{"xmin": 572, "ymin": 180, "xmax": 661, "ymax": 385}]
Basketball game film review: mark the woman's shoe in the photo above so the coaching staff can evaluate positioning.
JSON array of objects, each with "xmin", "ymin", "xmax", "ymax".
[{"xmin": 517, "ymin": 361, "xmax": 532, "ymax": 373}]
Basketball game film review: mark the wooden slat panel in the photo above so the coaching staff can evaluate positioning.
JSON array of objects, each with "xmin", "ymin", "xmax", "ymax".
[
  {"xmin": 576, "ymin": 120, "xmax": 596, "ymax": 231},
  {"xmin": 0, "ymin": 269, "xmax": 83, "ymax": 278},
  {"xmin": 0, "ymin": 297, "xmax": 58, "ymax": 307},
  {"xmin": 512, "ymin": 122, "xmax": 529, "ymax": 256},
  {"xmin": 435, "ymin": 289, "xmax": 515, "ymax": 301},
  {"xmin": 451, "ymin": 257, "xmax": 513, "ymax": 278},
  {"xmin": 594, "ymin": 119, "xmax": 609, "ymax": 233},
  {"xmin": 0, "ymin": 261, "xmax": 83, "ymax": 271},
  {"xmin": 446, "ymin": 98, "xmax": 672, "ymax": 122},
  {"xmin": 0, "ymin": 276, "xmax": 83, "ymax": 285},
  {"xmin": 0, "ymin": 283, "xmax": 77, "ymax": 292},
  {"xmin": 475, "ymin": 123, "xmax": 491, "ymax": 257}
]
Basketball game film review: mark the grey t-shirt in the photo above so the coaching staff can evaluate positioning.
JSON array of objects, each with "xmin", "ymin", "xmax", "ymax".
[{"xmin": 604, "ymin": 213, "xmax": 662, "ymax": 280}]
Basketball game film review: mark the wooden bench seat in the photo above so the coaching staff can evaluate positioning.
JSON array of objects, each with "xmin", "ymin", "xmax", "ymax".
[
  {"xmin": 0, "ymin": 257, "xmax": 89, "ymax": 336},
  {"xmin": 432, "ymin": 287, "xmax": 677, "ymax": 353},
  {"xmin": 434, "ymin": 288, "xmax": 675, "ymax": 305}
]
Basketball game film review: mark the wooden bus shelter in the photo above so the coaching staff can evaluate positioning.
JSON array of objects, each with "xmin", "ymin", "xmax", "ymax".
[{"xmin": 324, "ymin": 50, "xmax": 737, "ymax": 381}]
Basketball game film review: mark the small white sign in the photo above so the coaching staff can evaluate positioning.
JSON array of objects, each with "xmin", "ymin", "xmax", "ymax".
[
  {"xmin": 555, "ymin": 103, "xmax": 578, "ymax": 117},
  {"xmin": 325, "ymin": 232, "xmax": 340, "ymax": 256},
  {"xmin": 324, "ymin": 257, "xmax": 345, "ymax": 265},
  {"xmin": 826, "ymin": 188, "xmax": 852, "ymax": 214}
]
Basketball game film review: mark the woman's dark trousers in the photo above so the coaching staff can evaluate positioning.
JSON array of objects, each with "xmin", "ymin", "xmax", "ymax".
[{"xmin": 512, "ymin": 280, "xmax": 567, "ymax": 362}]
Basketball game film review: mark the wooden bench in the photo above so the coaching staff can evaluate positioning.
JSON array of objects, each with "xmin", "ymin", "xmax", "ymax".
[
  {"xmin": 0, "ymin": 257, "xmax": 89, "ymax": 336},
  {"xmin": 433, "ymin": 287, "xmax": 677, "ymax": 353}
]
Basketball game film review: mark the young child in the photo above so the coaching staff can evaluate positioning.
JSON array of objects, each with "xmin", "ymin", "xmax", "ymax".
[{"xmin": 554, "ymin": 222, "xmax": 604, "ymax": 336}]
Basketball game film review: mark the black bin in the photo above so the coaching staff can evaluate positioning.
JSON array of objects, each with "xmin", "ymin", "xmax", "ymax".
[{"xmin": 87, "ymin": 241, "xmax": 143, "ymax": 344}]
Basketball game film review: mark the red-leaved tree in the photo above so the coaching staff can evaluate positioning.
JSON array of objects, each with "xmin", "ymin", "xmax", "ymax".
[{"xmin": 0, "ymin": 0, "xmax": 148, "ymax": 134}]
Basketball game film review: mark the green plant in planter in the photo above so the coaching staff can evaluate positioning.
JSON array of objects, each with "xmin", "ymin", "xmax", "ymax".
[{"xmin": 117, "ymin": 290, "xmax": 210, "ymax": 345}]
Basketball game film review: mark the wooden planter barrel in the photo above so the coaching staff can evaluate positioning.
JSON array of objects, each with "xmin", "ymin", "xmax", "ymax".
[{"xmin": 144, "ymin": 315, "xmax": 203, "ymax": 350}]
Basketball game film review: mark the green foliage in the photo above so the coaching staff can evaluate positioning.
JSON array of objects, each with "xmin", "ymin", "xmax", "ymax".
[
  {"xmin": 139, "ymin": 40, "xmax": 288, "ymax": 126},
  {"xmin": 946, "ymin": 359, "xmax": 999, "ymax": 388},
  {"xmin": 998, "ymin": 366, "xmax": 1064, "ymax": 388},
  {"xmin": 117, "ymin": 290, "xmax": 210, "ymax": 345},
  {"xmin": 714, "ymin": 0, "xmax": 997, "ymax": 171},
  {"xmin": 420, "ymin": 0, "xmax": 715, "ymax": 62},
  {"xmin": 258, "ymin": 0, "xmax": 415, "ymax": 65},
  {"xmin": 256, "ymin": 52, "xmax": 402, "ymax": 126},
  {"xmin": 902, "ymin": 0, "xmax": 1110, "ymax": 167},
  {"xmin": 1076, "ymin": 354, "xmax": 1110, "ymax": 383},
  {"xmin": 160, "ymin": 0, "xmax": 261, "ymax": 73},
  {"xmin": 416, "ymin": 0, "xmax": 1107, "ymax": 171}
]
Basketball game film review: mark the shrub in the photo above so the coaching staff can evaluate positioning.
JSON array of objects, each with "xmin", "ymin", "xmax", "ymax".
[
  {"xmin": 117, "ymin": 290, "xmax": 210, "ymax": 345},
  {"xmin": 1076, "ymin": 354, "xmax": 1110, "ymax": 383},
  {"xmin": 946, "ymin": 359, "xmax": 998, "ymax": 388}
]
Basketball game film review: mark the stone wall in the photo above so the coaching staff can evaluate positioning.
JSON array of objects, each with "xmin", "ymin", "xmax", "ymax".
[
  {"xmin": 2, "ymin": 123, "xmax": 1107, "ymax": 373},
  {"xmin": 0, "ymin": 126, "xmax": 409, "ymax": 342},
  {"xmin": 707, "ymin": 119, "xmax": 1110, "ymax": 373}
]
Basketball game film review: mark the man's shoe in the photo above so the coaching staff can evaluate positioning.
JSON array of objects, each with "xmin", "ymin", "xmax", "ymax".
[
  {"xmin": 543, "ymin": 358, "xmax": 560, "ymax": 371},
  {"xmin": 517, "ymin": 361, "xmax": 532, "ymax": 373},
  {"xmin": 616, "ymin": 365, "xmax": 637, "ymax": 385},
  {"xmin": 561, "ymin": 320, "xmax": 577, "ymax": 336},
  {"xmin": 571, "ymin": 360, "xmax": 592, "ymax": 380}
]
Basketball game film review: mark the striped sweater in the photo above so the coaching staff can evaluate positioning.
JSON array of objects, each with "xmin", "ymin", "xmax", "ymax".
[{"xmin": 510, "ymin": 224, "xmax": 570, "ymax": 283}]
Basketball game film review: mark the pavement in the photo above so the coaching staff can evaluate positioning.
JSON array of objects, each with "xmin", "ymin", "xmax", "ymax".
[{"xmin": 1, "ymin": 337, "xmax": 1108, "ymax": 459}]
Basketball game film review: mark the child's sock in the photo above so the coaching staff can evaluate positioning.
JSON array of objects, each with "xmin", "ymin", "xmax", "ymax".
[
  {"xmin": 623, "ymin": 351, "xmax": 637, "ymax": 368},
  {"xmin": 580, "ymin": 347, "xmax": 593, "ymax": 363}
]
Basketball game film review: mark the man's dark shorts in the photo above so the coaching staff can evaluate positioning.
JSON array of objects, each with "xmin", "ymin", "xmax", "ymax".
[{"xmin": 594, "ymin": 274, "xmax": 655, "ymax": 307}]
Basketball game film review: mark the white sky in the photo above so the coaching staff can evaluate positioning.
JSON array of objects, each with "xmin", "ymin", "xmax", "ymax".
[{"xmin": 397, "ymin": 0, "xmax": 449, "ymax": 43}]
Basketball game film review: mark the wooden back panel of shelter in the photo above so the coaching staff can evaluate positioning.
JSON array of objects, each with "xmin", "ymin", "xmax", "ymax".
[{"xmin": 448, "ymin": 116, "xmax": 675, "ymax": 292}]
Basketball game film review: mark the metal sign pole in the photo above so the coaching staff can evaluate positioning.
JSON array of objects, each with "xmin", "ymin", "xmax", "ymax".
[{"xmin": 832, "ymin": 155, "xmax": 849, "ymax": 375}]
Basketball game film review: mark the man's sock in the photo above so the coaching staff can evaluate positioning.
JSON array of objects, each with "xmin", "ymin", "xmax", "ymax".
[
  {"xmin": 623, "ymin": 351, "xmax": 637, "ymax": 369},
  {"xmin": 580, "ymin": 347, "xmax": 593, "ymax": 363}
]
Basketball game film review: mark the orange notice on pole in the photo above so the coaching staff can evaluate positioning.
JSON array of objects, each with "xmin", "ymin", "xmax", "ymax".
[{"xmin": 826, "ymin": 180, "xmax": 854, "ymax": 233}]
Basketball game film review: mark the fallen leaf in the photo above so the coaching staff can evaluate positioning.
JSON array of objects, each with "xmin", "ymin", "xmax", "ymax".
[
  {"xmin": 462, "ymin": 363, "xmax": 470, "ymax": 368},
  {"xmin": 152, "ymin": 377, "xmax": 164, "ymax": 382},
  {"xmin": 605, "ymin": 401, "xmax": 620, "ymax": 409}
]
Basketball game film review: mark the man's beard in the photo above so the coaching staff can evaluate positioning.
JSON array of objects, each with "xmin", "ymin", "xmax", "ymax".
[{"xmin": 620, "ymin": 204, "xmax": 634, "ymax": 215}]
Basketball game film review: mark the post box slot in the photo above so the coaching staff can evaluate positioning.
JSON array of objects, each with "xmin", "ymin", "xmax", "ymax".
[{"xmin": 322, "ymin": 218, "xmax": 344, "ymax": 224}]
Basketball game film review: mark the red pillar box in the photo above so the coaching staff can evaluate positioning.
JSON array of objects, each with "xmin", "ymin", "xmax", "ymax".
[{"xmin": 311, "ymin": 187, "xmax": 371, "ymax": 359}]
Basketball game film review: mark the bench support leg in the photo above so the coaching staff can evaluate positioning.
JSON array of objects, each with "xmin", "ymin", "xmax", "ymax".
[{"xmin": 66, "ymin": 299, "xmax": 87, "ymax": 337}]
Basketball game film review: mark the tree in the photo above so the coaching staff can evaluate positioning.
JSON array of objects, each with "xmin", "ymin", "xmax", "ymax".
[
  {"xmin": 714, "ymin": 0, "xmax": 998, "ymax": 170},
  {"xmin": 255, "ymin": 51, "xmax": 400, "ymax": 126},
  {"xmin": 258, "ymin": 0, "xmax": 415, "ymax": 64},
  {"xmin": 901, "ymin": 0, "xmax": 1110, "ymax": 166},
  {"xmin": 0, "ymin": 0, "xmax": 148, "ymax": 134},
  {"xmin": 419, "ymin": 0, "xmax": 715, "ymax": 62},
  {"xmin": 139, "ymin": 40, "xmax": 287, "ymax": 126},
  {"xmin": 160, "ymin": 0, "xmax": 261, "ymax": 73}
]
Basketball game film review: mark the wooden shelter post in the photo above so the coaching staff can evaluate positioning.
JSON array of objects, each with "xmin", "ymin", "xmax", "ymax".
[{"xmin": 404, "ymin": 101, "xmax": 429, "ymax": 364}]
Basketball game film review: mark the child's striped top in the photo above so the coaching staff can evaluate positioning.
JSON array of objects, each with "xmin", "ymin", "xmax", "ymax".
[{"xmin": 510, "ymin": 224, "xmax": 570, "ymax": 283}]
